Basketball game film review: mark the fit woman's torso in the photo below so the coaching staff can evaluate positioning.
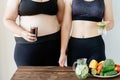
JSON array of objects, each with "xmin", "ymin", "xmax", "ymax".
[
  {"xmin": 17, "ymin": 0, "xmax": 60, "ymax": 37},
  {"xmin": 72, "ymin": 0, "xmax": 104, "ymax": 38}
]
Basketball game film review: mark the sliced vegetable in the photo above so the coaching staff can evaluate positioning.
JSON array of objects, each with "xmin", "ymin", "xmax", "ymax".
[
  {"xmin": 101, "ymin": 66, "xmax": 115, "ymax": 73},
  {"xmin": 97, "ymin": 63, "xmax": 103, "ymax": 74},
  {"xmin": 104, "ymin": 71, "xmax": 117, "ymax": 76}
]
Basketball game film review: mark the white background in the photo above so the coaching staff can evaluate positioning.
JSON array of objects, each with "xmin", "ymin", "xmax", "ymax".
[{"xmin": 0, "ymin": 0, "xmax": 120, "ymax": 80}]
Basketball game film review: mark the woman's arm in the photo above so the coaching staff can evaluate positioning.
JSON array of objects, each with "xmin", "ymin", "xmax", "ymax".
[
  {"xmin": 3, "ymin": 0, "xmax": 36, "ymax": 42},
  {"xmin": 3, "ymin": 0, "xmax": 24, "ymax": 36},
  {"xmin": 59, "ymin": 0, "xmax": 72, "ymax": 67},
  {"xmin": 57, "ymin": 0, "xmax": 65, "ymax": 25},
  {"xmin": 104, "ymin": 0, "xmax": 114, "ymax": 31}
]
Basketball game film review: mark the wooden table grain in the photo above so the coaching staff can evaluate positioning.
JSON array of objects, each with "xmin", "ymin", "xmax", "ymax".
[{"xmin": 11, "ymin": 66, "xmax": 120, "ymax": 80}]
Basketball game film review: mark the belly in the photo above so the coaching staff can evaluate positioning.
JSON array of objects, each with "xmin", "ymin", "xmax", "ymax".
[
  {"xmin": 18, "ymin": 14, "xmax": 60, "ymax": 37},
  {"xmin": 72, "ymin": 20, "xmax": 99, "ymax": 38}
]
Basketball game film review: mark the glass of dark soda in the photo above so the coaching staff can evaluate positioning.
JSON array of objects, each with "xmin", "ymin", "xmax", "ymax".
[{"xmin": 30, "ymin": 27, "xmax": 38, "ymax": 41}]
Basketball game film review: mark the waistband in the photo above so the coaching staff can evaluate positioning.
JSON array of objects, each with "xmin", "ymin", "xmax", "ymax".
[
  {"xmin": 15, "ymin": 30, "xmax": 60, "ymax": 44},
  {"xmin": 71, "ymin": 35, "xmax": 102, "ymax": 40}
]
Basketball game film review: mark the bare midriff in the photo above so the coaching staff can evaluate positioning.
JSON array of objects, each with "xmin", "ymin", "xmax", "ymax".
[
  {"xmin": 72, "ymin": 20, "xmax": 99, "ymax": 38},
  {"xmin": 16, "ymin": 14, "xmax": 60, "ymax": 37}
]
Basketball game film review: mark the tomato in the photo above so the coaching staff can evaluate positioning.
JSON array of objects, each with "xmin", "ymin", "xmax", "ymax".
[
  {"xmin": 115, "ymin": 64, "xmax": 120, "ymax": 73},
  {"xmin": 115, "ymin": 64, "xmax": 120, "ymax": 67}
]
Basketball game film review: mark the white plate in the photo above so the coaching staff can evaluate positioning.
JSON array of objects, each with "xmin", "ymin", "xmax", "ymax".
[{"xmin": 93, "ymin": 72, "xmax": 120, "ymax": 78}]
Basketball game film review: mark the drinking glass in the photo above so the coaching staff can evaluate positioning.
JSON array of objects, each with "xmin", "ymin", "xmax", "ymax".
[
  {"xmin": 30, "ymin": 26, "xmax": 38, "ymax": 41},
  {"xmin": 97, "ymin": 22, "xmax": 107, "ymax": 35}
]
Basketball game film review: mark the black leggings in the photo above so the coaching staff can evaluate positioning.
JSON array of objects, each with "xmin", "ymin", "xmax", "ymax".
[
  {"xmin": 14, "ymin": 31, "xmax": 60, "ymax": 67},
  {"xmin": 67, "ymin": 35, "xmax": 106, "ymax": 66}
]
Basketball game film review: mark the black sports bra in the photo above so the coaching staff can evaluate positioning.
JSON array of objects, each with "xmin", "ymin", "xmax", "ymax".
[
  {"xmin": 72, "ymin": 0, "xmax": 104, "ymax": 22},
  {"xmin": 18, "ymin": 0, "xmax": 58, "ymax": 16}
]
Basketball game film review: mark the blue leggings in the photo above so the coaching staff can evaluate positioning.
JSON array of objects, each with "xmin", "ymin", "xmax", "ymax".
[
  {"xmin": 67, "ymin": 35, "xmax": 106, "ymax": 66},
  {"xmin": 14, "ymin": 31, "xmax": 60, "ymax": 67}
]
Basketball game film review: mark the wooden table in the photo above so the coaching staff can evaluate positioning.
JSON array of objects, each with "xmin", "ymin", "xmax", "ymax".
[{"xmin": 11, "ymin": 66, "xmax": 120, "ymax": 80}]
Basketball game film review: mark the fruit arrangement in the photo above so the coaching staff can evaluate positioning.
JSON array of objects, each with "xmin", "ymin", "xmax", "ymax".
[{"xmin": 89, "ymin": 59, "xmax": 120, "ymax": 76}]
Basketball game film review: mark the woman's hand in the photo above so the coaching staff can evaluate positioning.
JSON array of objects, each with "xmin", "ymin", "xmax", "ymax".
[
  {"xmin": 104, "ymin": 21, "xmax": 113, "ymax": 31},
  {"xmin": 59, "ymin": 53, "xmax": 67, "ymax": 67},
  {"xmin": 97, "ymin": 21, "xmax": 113, "ymax": 31},
  {"xmin": 21, "ymin": 30, "xmax": 37, "ymax": 42}
]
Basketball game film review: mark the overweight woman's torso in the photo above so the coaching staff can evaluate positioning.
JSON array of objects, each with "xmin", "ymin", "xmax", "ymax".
[
  {"xmin": 71, "ymin": 0, "xmax": 104, "ymax": 38},
  {"xmin": 16, "ymin": 0, "xmax": 60, "ymax": 37},
  {"xmin": 19, "ymin": 14, "xmax": 60, "ymax": 37}
]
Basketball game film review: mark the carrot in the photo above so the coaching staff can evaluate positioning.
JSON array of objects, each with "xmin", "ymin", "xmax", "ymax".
[{"xmin": 97, "ymin": 63, "xmax": 103, "ymax": 74}]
